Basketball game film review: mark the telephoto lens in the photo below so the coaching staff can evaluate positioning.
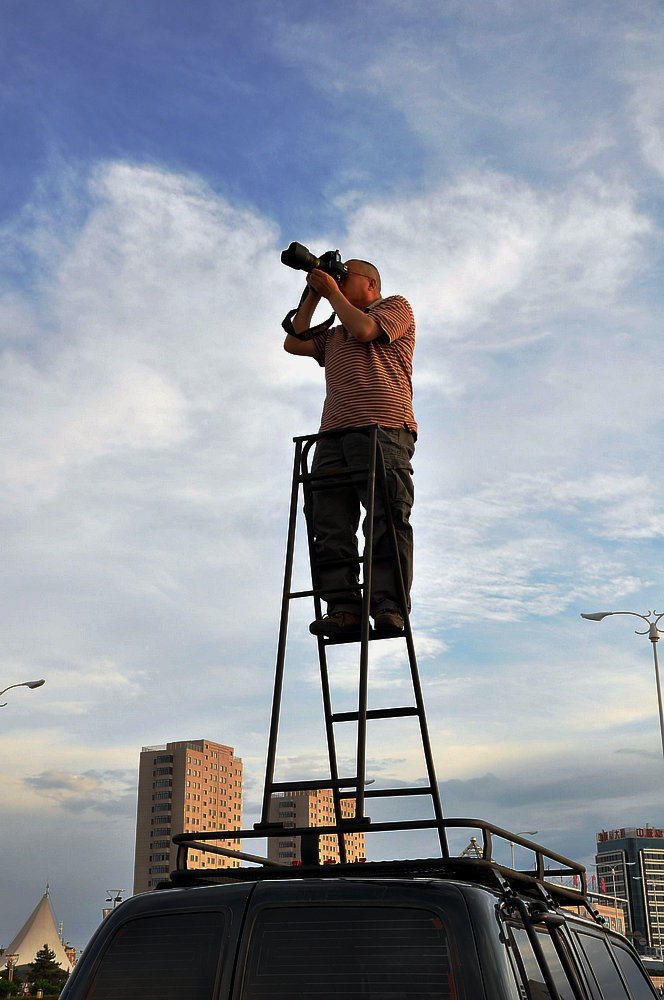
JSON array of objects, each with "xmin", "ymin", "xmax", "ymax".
[
  {"xmin": 280, "ymin": 242, "xmax": 319, "ymax": 272},
  {"xmin": 281, "ymin": 243, "xmax": 348, "ymax": 284}
]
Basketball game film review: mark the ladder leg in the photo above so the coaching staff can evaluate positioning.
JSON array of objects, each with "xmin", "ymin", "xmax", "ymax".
[
  {"xmin": 258, "ymin": 440, "xmax": 303, "ymax": 827},
  {"xmin": 353, "ymin": 427, "xmax": 379, "ymax": 820},
  {"xmin": 301, "ymin": 438, "xmax": 350, "ymax": 861},
  {"xmin": 375, "ymin": 443, "xmax": 449, "ymax": 857}
]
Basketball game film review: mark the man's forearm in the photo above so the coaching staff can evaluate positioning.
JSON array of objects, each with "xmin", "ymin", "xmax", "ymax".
[
  {"xmin": 327, "ymin": 290, "xmax": 379, "ymax": 342},
  {"xmin": 292, "ymin": 287, "xmax": 321, "ymax": 335}
]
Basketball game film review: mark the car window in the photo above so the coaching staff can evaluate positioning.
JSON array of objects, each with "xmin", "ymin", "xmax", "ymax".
[
  {"xmin": 575, "ymin": 932, "xmax": 631, "ymax": 1000},
  {"xmin": 569, "ymin": 930, "xmax": 603, "ymax": 1000},
  {"xmin": 85, "ymin": 911, "xmax": 226, "ymax": 1000},
  {"xmin": 612, "ymin": 943, "xmax": 657, "ymax": 999},
  {"xmin": 241, "ymin": 905, "xmax": 457, "ymax": 1000},
  {"xmin": 509, "ymin": 926, "xmax": 577, "ymax": 1000}
]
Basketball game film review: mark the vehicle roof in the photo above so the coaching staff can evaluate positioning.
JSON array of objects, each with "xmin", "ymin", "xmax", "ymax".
[{"xmin": 166, "ymin": 854, "xmax": 590, "ymax": 912}]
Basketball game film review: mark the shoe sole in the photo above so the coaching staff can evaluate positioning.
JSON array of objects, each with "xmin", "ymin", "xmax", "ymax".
[{"xmin": 309, "ymin": 622, "xmax": 361, "ymax": 638}]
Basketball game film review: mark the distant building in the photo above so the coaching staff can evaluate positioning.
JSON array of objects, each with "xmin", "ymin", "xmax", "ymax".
[
  {"xmin": 596, "ymin": 823, "xmax": 664, "ymax": 956},
  {"xmin": 0, "ymin": 887, "xmax": 73, "ymax": 979},
  {"xmin": 565, "ymin": 894, "xmax": 628, "ymax": 935},
  {"xmin": 133, "ymin": 738, "xmax": 243, "ymax": 893},
  {"xmin": 267, "ymin": 789, "xmax": 365, "ymax": 864}
]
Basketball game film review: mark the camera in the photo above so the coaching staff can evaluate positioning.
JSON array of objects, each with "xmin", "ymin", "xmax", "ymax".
[{"xmin": 281, "ymin": 242, "xmax": 348, "ymax": 285}]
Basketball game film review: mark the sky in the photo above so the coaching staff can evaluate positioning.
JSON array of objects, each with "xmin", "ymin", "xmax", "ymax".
[{"xmin": 1, "ymin": 0, "xmax": 663, "ymax": 954}]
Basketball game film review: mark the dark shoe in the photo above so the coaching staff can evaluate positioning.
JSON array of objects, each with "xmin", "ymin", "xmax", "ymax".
[
  {"xmin": 309, "ymin": 611, "xmax": 362, "ymax": 638},
  {"xmin": 373, "ymin": 609, "xmax": 404, "ymax": 634}
]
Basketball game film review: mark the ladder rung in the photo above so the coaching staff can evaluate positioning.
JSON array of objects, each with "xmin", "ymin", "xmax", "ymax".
[
  {"xmin": 301, "ymin": 464, "xmax": 372, "ymax": 483},
  {"xmin": 322, "ymin": 630, "xmax": 404, "ymax": 645},
  {"xmin": 340, "ymin": 786, "xmax": 434, "ymax": 799},
  {"xmin": 269, "ymin": 777, "xmax": 358, "ymax": 792},
  {"xmin": 288, "ymin": 588, "xmax": 316, "ymax": 599},
  {"xmin": 288, "ymin": 581, "xmax": 365, "ymax": 600},
  {"xmin": 331, "ymin": 707, "xmax": 419, "ymax": 722}
]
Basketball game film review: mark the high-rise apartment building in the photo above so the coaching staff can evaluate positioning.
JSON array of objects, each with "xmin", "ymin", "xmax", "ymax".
[
  {"xmin": 596, "ymin": 823, "xmax": 664, "ymax": 956},
  {"xmin": 267, "ymin": 789, "xmax": 365, "ymax": 864},
  {"xmin": 133, "ymin": 738, "xmax": 243, "ymax": 894}
]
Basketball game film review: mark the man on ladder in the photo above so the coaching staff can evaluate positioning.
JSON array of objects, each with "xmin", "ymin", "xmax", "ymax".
[{"xmin": 283, "ymin": 255, "xmax": 417, "ymax": 640}]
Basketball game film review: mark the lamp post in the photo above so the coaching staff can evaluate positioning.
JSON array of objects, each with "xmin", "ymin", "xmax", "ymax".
[
  {"xmin": 580, "ymin": 610, "xmax": 664, "ymax": 758},
  {"xmin": 0, "ymin": 678, "xmax": 45, "ymax": 707},
  {"xmin": 103, "ymin": 890, "xmax": 125, "ymax": 919},
  {"xmin": 608, "ymin": 865, "xmax": 620, "ymax": 929},
  {"xmin": 593, "ymin": 860, "xmax": 636, "ymax": 934},
  {"xmin": 510, "ymin": 831, "xmax": 539, "ymax": 869}
]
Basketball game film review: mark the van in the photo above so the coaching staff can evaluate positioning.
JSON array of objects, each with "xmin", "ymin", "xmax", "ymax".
[{"xmin": 59, "ymin": 819, "xmax": 657, "ymax": 1000}]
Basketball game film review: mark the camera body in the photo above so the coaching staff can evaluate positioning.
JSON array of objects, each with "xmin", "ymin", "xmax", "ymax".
[{"xmin": 281, "ymin": 242, "xmax": 348, "ymax": 285}]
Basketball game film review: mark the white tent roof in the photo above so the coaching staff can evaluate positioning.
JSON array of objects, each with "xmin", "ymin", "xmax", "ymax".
[{"xmin": 0, "ymin": 888, "xmax": 73, "ymax": 974}]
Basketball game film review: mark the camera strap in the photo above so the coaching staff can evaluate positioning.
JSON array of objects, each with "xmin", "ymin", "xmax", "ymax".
[
  {"xmin": 282, "ymin": 286, "xmax": 336, "ymax": 341},
  {"xmin": 282, "ymin": 309, "xmax": 337, "ymax": 340}
]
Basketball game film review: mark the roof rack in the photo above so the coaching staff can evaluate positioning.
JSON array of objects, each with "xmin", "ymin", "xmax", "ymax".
[{"xmin": 170, "ymin": 817, "xmax": 588, "ymax": 908}]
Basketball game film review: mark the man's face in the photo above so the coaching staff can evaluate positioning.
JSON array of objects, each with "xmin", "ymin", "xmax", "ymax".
[{"xmin": 339, "ymin": 260, "xmax": 376, "ymax": 308}]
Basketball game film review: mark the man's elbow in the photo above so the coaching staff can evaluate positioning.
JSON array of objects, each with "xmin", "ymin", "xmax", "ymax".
[
  {"xmin": 284, "ymin": 335, "xmax": 309, "ymax": 356},
  {"xmin": 353, "ymin": 320, "xmax": 382, "ymax": 343}
]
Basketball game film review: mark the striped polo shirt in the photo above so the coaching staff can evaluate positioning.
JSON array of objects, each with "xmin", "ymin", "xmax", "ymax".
[{"xmin": 312, "ymin": 295, "xmax": 417, "ymax": 436}]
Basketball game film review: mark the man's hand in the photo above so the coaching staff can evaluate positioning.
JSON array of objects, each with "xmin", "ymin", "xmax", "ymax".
[
  {"xmin": 307, "ymin": 268, "xmax": 340, "ymax": 301},
  {"xmin": 308, "ymin": 268, "xmax": 382, "ymax": 342}
]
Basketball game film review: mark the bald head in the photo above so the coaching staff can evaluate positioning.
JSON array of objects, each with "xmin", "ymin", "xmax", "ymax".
[{"xmin": 344, "ymin": 259, "xmax": 382, "ymax": 297}]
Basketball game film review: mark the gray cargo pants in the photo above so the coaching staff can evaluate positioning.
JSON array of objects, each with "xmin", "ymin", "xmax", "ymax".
[{"xmin": 310, "ymin": 426, "xmax": 415, "ymax": 617}]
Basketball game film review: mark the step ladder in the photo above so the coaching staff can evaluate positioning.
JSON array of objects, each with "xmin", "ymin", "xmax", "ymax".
[{"xmin": 257, "ymin": 425, "xmax": 447, "ymax": 860}]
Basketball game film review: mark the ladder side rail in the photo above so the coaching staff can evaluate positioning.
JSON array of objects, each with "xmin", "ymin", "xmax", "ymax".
[
  {"xmin": 259, "ymin": 438, "xmax": 306, "ymax": 826},
  {"xmin": 300, "ymin": 435, "xmax": 349, "ymax": 863},
  {"xmin": 354, "ymin": 425, "xmax": 379, "ymax": 821},
  {"xmin": 300, "ymin": 436, "xmax": 327, "ymax": 625},
  {"xmin": 374, "ymin": 442, "xmax": 449, "ymax": 857}
]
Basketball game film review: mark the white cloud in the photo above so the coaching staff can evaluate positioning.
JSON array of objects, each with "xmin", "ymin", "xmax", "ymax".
[
  {"xmin": 0, "ymin": 150, "xmax": 662, "ymax": 950},
  {"xmin": 624, "ymin": 29, "xmax": 664, "ymax": 178},
  {"xmin": 1, "ymin": 156, "xmax": 659, "ymax": 690},
  {"xmin": 344, "ymin": 171, "xmax": 651, "ymax": 340},
  {"xmin": 0, "ymin": 355, "xmax": 190, "ymax": 496},
  {"xmin": 22, "ymin": 768, "xmax": 136, "ymax": 813},
  {"xmin": 2, "ymin": 0, "xmax": 664, "ymax": 955}
]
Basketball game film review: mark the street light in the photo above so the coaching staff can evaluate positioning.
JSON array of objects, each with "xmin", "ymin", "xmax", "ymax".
[
  {"xmin": 510, "ymin": 831, "xmax": 539, "ymax": 869},
  {"xmin": 580, "ymin": 610, "xmax": 664, "ymax": 758},
  {"xmin": 594, "ymin": 860, "xmax": 636, "ymax": 933},
  {"xmin": 0, "ymin": 678, "xmax": 45, "ymax": 707},
  {"xmin": 103, "ymin": 890, "xmax": 125, "ymax": 918}
]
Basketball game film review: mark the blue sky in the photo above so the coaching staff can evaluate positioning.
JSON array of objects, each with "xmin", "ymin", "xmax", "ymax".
[{"xmin": 1, "ymin": 0, "xmax": 664, "ymax": 953}]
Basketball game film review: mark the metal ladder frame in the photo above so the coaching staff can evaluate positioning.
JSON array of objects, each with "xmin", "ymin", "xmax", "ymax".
[{"xmin": 257, "ymin": 425, "xmax": 447, "ymax": 859}]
